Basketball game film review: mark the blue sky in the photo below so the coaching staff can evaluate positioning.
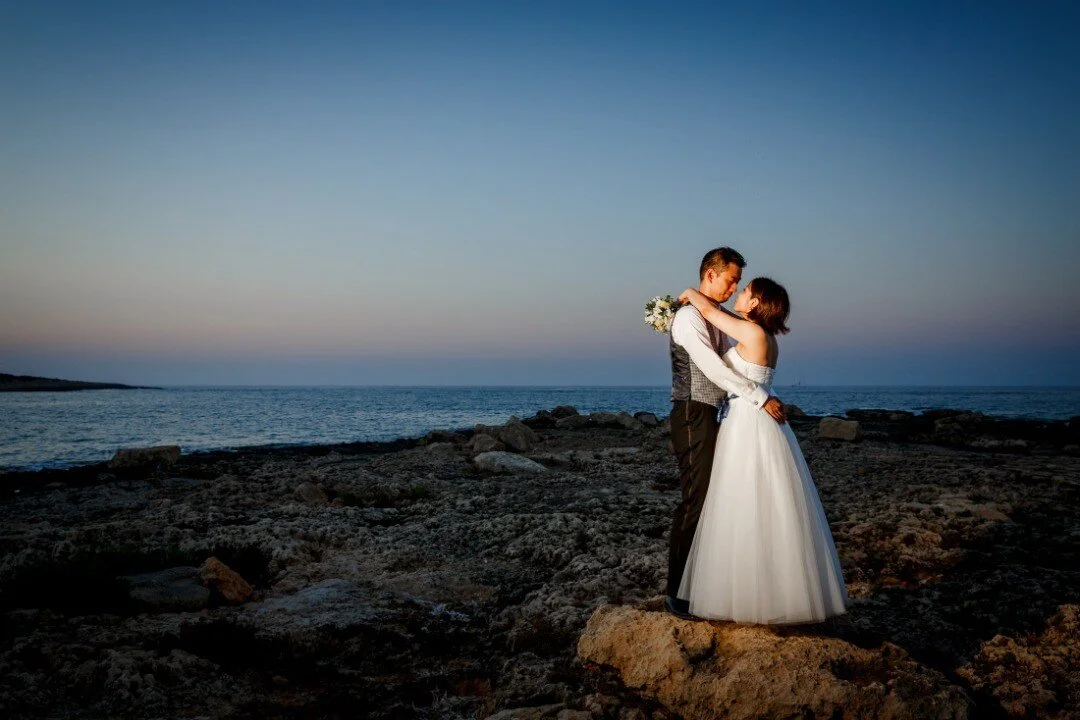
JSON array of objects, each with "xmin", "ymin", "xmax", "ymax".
[{"xmin": 1, "ymin": 1, "xmax": 1078, "ymax": 385}]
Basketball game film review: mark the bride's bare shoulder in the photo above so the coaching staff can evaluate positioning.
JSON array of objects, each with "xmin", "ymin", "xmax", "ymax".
[{"xmin": 766, "ymin": 334, "xmax": 780, "ymax": 366}]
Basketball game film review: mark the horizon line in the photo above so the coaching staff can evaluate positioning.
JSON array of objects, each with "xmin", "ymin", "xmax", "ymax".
[{"xmin": 88, "ymin": 383, "xmax": 1080, "ymax": 390}]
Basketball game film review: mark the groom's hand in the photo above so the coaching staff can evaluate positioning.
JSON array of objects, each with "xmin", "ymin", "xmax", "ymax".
[{"xmin": 763, "ymin": 397, "xmax": 787, "ymax": 424}]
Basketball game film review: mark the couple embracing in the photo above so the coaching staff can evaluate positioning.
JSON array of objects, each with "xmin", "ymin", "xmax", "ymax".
[{"xmin": 664, "ymin": 247, "xmax": 848, "ymax": 625}]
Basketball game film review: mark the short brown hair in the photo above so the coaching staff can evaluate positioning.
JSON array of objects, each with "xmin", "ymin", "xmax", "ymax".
[
  {"xmin": 699, "ymin": 246, "xmax": 746, "ymax": 281},
  {"xmin": 746, "ymin": 277, "xmax": 790, "ymax": 335}
]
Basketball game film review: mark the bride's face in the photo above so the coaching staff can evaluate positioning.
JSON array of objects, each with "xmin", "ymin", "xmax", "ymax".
[{"xmin": 733, "ymin": 285, "xmax": 758, "ymax": 315}]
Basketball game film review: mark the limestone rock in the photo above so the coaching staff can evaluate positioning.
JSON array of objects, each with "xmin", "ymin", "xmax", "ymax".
[
  {"xmin": 310, "ymin": 451, "xmax": 344, "ymax": 468},
  {"xmin": 596, "ymin": 447, "xmax": 639, "ymax": 459},
  {"xmin": 476, "ymin": 417, "xmax": 540, "ymax": 452},
  {"xmin": 552, "ymin": 411, "xmax": 635, "ymax": 429},
  {"xmin": 473, "ymin": 451, "xmax": 548, "ymax": 474},
  {"xmin": 551, "ymin": 405, "xmax": 579, "ymax": 419},
  {"xmin": 109, "ymin": 445, "xmax": 181, "ymax": 468},
  {"xmin": 577, "ymin": 604, "xmax": 970, "ymax": 720},
  {"xmin": 588, "ymin": 412, "xmax": 621, "ymax": 427},
  {"xmin": 122, "ymin": 567, "xmax": 210, "ymax": 612},
  {"xmin": 846, "ymin": 409, "xmax": 915, "ymax": 422},
  {"xmin": 294, "ymin": 481, "xmax": 328, "ymax": 504},
  {"xmin": 234, "ymin": 579, "xmax": 385, "ymax": 657},
  {"xmin": 523, "ymin": 410, "xmax": 558, "ymax": 429},
  {"xmin": 819, "ymin": 417, "xmax": 862, "ymax": 441},
  {"xmin": 247, "ymin": 579, "xmax": 381, "ymax": 627},
  {"xmin": 484, "ymin": 704, "xmax": 564, "ymax": 720},
  {"xmin": 931, "ymin": 412, "xmax": 993, "ymax": 446},
  {"xmin": 470, "ymin": 433, "xmax": 505, "ymax": 453},
  {"xmin": 555, "ymin": 415, "xmax": 589, "ymax": 429},
  {"xmin": 615, "ymin": 412, "xmax": 646, "ymax": 431},
  {"xmin": 425, "ymin": 429, "xmax": 467, "ymax": 444},
  {"xmin": 163, "ymin": 477, "xmax": 202, "ymax": 490},
  {"xmin": 556, "ymin": 710, "xmax": 592, "ymax": 720},
  {"xmin": 957, "ymin": 604, "xmax": 1080, "ymax": 718},
  {"xmin": 499, "ymin": 417, "xmax": 540, "ymax": 452},
  {"xmin": 633, "ymin": 412, "xmax": 660, "ymax": 427},
  {"xmin": 199, "ymin": 557, "xmax": 253, "ymax": 605}
]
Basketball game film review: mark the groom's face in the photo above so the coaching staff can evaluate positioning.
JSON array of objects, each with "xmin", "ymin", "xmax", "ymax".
[{"xmin": 705, "ymin": 263, "xmax": 743, "ymax": 303}]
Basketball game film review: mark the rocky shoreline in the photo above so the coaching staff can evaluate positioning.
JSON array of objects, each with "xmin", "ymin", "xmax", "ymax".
[{"xmin": 1, "ymin": 408, "xmax": 1078, "ymax": 718}]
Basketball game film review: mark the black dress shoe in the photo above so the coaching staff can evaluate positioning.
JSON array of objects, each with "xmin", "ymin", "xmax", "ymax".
[{"xmin": 665, "ymin": 595, "xmax": 696, "ymax": 620}]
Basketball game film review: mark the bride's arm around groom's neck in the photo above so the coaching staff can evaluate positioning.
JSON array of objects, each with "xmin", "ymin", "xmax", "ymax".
[{"xmin": 670, "ymin": 308, "xmax": 770, "ymax": 409}]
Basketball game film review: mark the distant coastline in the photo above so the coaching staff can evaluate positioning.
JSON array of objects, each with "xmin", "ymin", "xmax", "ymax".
[{"xmin": 0, "ymin": 373, "xmax": 159, "ymax": 392}]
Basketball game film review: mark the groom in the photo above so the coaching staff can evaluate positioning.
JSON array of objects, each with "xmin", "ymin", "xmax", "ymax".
[{"xmin": 665, "ymin": 247, "xmax": 786, "ymax": 619}]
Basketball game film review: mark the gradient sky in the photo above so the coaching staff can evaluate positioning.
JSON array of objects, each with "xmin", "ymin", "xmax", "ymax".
[{"xmin": 1, "ymin": 0, "xmax": 1078, "ymax": 386}]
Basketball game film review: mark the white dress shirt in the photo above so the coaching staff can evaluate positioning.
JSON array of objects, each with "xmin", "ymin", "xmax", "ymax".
[{"xmin": 671, "ymin": 305, "xmax": 770, "ymax": 408}]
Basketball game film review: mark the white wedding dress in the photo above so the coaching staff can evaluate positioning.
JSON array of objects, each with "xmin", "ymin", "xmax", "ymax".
[{"xmin": 677, "ymin": 347, "xmax": 848, "ymax": 624}]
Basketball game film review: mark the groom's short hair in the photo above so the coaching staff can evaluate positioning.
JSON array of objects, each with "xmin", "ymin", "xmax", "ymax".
[{"xmin": 699, "ymin": 247, "xmax": 746, "ymax": 280}]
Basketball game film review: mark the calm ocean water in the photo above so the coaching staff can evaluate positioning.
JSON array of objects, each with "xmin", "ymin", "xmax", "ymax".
[{"xmin": 2, "ymin": 386, "xmax": 1078, "ymax": 472}]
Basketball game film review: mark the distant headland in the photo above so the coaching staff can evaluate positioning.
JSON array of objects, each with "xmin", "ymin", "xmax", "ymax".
[{"xmin": 0, "ymin": 373, "xmax": 160, "ymax": 392}]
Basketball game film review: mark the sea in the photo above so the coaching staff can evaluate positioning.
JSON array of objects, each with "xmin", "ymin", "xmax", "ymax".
[{"xmin": 2, "ymin": 386, "xmax": 1078, "ymax": 472}]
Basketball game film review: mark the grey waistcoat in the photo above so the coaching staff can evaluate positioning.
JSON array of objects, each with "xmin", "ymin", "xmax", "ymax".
[{"xmin": 670, "ymin": 308, "xmax": 726, "ymax": 408}]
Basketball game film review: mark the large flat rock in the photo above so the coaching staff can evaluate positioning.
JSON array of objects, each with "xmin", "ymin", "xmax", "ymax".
[
  {"xmin": 577, "ymin": 604, "xmax": 971, "ymax": 720},
  {"xmin": 122, "ymin": 566, "xmax": 209, "ymax": 611},
  {"xmin": 473, "ymin": 451, "xmax": 548, "ymax": 474},
  {"xmin": 109, "ymin": 445, "xmax": 182, "ymax": 468}
]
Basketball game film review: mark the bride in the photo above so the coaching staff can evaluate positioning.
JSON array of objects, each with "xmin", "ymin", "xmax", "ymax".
[{"xmin": 676, "ymin": 278, "xmax": 848, "ymax": 624}]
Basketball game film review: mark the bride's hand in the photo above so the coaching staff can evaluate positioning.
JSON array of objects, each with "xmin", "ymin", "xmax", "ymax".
[{"xmin": 677, "ymin": 289, "xmax": 694, "ymax": 304}]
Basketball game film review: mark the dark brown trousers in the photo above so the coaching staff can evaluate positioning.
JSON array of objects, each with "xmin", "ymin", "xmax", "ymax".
[{"xmin": 666, "ymin": 399, "xmax": 720, "ymax": 598}]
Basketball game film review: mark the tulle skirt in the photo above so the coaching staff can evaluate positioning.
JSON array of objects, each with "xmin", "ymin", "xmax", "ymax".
[{"xmin": 677, "ymin": 398, "xmax": 848, "ymax": 624}]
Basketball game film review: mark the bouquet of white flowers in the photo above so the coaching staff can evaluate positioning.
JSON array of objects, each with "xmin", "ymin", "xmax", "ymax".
[{"xmin": 644, "ymin": 294, "xmax": 679, "ymax": 333}]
